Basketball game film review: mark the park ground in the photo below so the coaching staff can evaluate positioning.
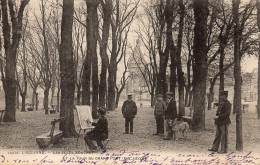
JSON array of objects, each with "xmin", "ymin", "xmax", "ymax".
[{"xmin": 0, "ymin": 101, "xmax": 260, "ymax": 164}]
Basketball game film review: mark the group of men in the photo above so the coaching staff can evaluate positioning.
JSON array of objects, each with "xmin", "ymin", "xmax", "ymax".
[
  {"xmin": 120, "ymin": 92, "xmax": 179, "ymax": 141},
  {"xmin": 84, "ymin": 90, "xmax": 231, "ymax": 154},
  {"xmin": 120, "ymin": 91, "xmax": 231, "ymax": 153}
]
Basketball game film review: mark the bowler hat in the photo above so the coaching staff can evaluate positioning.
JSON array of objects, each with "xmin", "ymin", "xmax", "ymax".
[{"xmin": 98, "ymin": 107, "xmax": 106, "ymax": 115}]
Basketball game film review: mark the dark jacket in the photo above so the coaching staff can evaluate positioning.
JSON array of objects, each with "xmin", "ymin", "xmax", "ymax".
[
  {"xmin": 154, "ymin": 99, "xmax": 166, "ymax": 116},
  {"xmin": 87, "ymin": 115, "xmax": 108, "ymax": 140},
  {"xmin": 165, "ymin": 99, "xmax": 177, "ymax": 120},
  {"xmin": 122, "ymin": 100, "xmax": 137, "ymax": 118},
  {"xmin": 215, "ymin": 99, "xmax": 231, "ymax": 126}
]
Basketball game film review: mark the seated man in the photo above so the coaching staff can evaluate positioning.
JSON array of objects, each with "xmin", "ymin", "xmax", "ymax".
[{"xmin": 84, "ymin": 107, "xmax": 108, "ymax": 151}]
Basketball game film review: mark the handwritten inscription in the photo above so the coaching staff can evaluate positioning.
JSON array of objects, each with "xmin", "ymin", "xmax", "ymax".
[{"xmin": 0, "ymin": 150, "xmax": 259, "ymax": 165}]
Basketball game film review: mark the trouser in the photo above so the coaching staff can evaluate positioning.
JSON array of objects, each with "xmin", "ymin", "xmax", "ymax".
[
  {"xmin": 165, "ymin": 119, "xmax": 173, "ymax": 139},
  {"xmin": 125, "ymin": 117, "xmax": 134, "ymax": 133},
  {"xmin": 155, "ymin": 115, "xmax": 164, "ymax": 134},
  {"xmin": 212, "ymin": 124, "xmax": 229, "ymax": 152},
  {"xmin": 84, "ymin": 134, "xmax": 104, "ymax": 150}
]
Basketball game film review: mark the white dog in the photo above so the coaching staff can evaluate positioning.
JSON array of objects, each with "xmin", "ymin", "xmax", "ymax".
[{"xmin": 172, "ymin": 118, "xmax": 189, "ymax": 140}]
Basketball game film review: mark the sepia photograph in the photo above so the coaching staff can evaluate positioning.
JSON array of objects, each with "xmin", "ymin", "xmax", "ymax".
[{"xmin": 0, "ymin": 0, "xmax": 260, "ymax": 164}]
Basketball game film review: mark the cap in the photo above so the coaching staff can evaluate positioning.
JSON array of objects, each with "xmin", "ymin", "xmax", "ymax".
[
  {"xmin": 127, "ymin": 93, "xmax": 134, "ymax": 96},
  {"xmin": 98, "ymin": 107, "xmax": 106, "ymax": 115}
]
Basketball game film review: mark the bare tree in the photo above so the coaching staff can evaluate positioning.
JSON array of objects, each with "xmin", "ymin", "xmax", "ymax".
[
  {"xmin": 107, "ymin": 0, "xmax": 139, "ymax": 111},
  {"xmin": 135, "ymin": 4, "xmax": 158, "ymax": 107},
  {"xmin": 99, "ymin": 0, "xmax": 112, "ymax": 108},
  {"xmin": 73, "ymin": 5, "xmax": 87, "ymax": 105},
  {"xmin": 192, "ymin": 0, "xmax": 209, "ymax": 130},
  {"xmin": 1, "ymin": 0, "xmax": 30, "ymax": 122},
  {"xmin": 232, "ymin": 0, "xmax": 242, "ymax": 151},
  {"xmin": 256, "ymin": 0, "xmax": 260, "ymax": 119},
  {"xmin": 59, "ymin": 0, "xmax": 77, "ymax": 137},
  {"xmin": 85, "ymin": 0, "xmax": 99, "ymax": 118},
  {"xmin": 16, "ymin": 15, "xmax": 29, "ymax": 112}
]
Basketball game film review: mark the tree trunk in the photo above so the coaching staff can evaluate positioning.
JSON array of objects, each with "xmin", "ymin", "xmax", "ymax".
[
  {"xmin": 99, "ymin": 0, "xmax": 112, "ymax": 108},
  {"xmin": 44, "ymin": 88, "xmax": 50, "ymax": 114},
  {"xmin": 59, "ymin": 0, "xmax": 77, "ymax": 137},
  {"xmin": 86, "ymin": 3, "xmax": 99, "ymax": 118},
  {"xmin": 115, "ymin": 93, "xmax": 120, "ymax": 108},
  {"xmin": 107, "ymin": 16, "xmax": 118, "ymax": 111},
  {"xmin": 192, "ymin": 0, "xmax": 208, "ymax": 130},
  {"xmin": 176, "ymin": 0, "xmax": 185, "ymax": 116},
  {"xmin": 256, "ymin": 0, "xmax": 260, "ymax": 119},
  {"xmin": 208, "ymin": 79, "xmax": 216, "ymax": 110},
  {"xmin": 82, "ymin": 58, "xmax": 91, "ymax": 105},
  {"xmin": 21, "ymin": 94, "xmax": 26, "ymax": 112},
  {"xmin": 164, "ymin": 0, "xmax": 174, "ymax": 100},
  {"xmin": 76, "ymin": 84, "xmax": 81, "ymax": 105},
  {"xmin": 57, "ymin": 86, "xmax": 60, "ymax": 112},
  {"xmin": 188, "ymin": 89, "xmax": 193, "ymax": 107},
  {"xmin": 50, "ymin": 80, "xmax": 56, "ymax": 105},
  {"xmin": 258, "ymin": 43, "xmax": 260, "ymax": 119},
  {"xmin": 218, "ymin": 42, "xmax": 225, "ymax": 103},
  {"xmin": 185, "ymin": 59, "xmax": 192, "ymax": 107},
  {"xmin": 158, "ymin": 54, "xmax": 169, "ymax": 99},
  {"xmin": 16, "ymin": 87, "xmax": 20, "ymax": 109},
  {"xmin": 233, "ymin": 0, "xmax": 243, "ymax": 151},
  {"xmin": 107, "ymin": 67, "xmax": 116, "ymax": 111},
  {"xmin": 2, "ymin": 0, "xmax": 29, "ymax": 122}
]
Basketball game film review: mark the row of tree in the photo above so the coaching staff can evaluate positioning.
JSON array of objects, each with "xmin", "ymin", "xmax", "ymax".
[{"xmin": 1, "ymin": 0, "xmax": 260, "ymax": 150}]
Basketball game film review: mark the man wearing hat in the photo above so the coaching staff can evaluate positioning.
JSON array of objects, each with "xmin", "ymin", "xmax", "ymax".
[
  {"xmin": 208, "ymin": 91, "xmax": 231, "ymax": 153},
  {"xmin": 163, "ymin": 92, "xmax": 178, "ymax": 140},
  {"xmin": 84, "ymin": 107, "xmax": 108, "ymax": 151},
  {"xmin": 122, "ymin": 93, "xmax": 137, "ymax": 134},
  {"xmin": 153, "ymin": 94, "xmax": 167, "ymax": 135}
]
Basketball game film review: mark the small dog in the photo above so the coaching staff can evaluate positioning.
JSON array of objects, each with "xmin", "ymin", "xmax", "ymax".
[{"xmin": 172, "ymin": 118, "xmax": 189, "ymax": 140}]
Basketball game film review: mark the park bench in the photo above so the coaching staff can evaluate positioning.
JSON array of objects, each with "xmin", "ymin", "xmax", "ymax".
[
  {"xmin": 182, "ymin": 107, "xmax": 194, "ymax": 126},
  {"xmin": 36, "ymin": 117, "xmax": 66, "ymax": 148},
  {"xmin": 0, "ymin": 110, "xmax": 5, "ymax": 125},
  {"xmin": 49, "ymin": 104, "xmax": 58, "ymax": 114},
  {"xmin": 27, "ymin": 104, "xmax": 34, "ymax": 111}
]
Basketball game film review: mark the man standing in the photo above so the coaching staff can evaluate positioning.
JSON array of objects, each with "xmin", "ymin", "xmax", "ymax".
[
  {"xmin": 153, "ymin": 94, "xmax": 166, "ymax": 136},
  {"xmin": 163, "ymin": 92, "xmax": 178, "ymax": 140},
  {"xmin": 208, "ymin": 91, "xmax": 231, "ymax": 153},
  {"xmin": 122, "ymin": 93, "xmax": 137, "ymax": 134}
]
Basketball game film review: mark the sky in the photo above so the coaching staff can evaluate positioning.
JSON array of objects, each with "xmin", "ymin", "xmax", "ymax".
[{"xmin": 242, "ymin": 56, "xmax": 258, "ymax": 73}]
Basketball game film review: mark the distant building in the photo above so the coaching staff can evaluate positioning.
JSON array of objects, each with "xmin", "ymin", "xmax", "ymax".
[
  {"xmin": 126, "ymin": 39, "xmax": 150, "ymax": 101},
  {"xmin": 241, "ymin": 68, "xmax": 258, "ymax": 101}
]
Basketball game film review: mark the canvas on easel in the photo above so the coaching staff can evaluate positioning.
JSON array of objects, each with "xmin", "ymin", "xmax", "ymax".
[{"xmin": 74, "ymin": 105, "xmax": 95, "ymax": 146}]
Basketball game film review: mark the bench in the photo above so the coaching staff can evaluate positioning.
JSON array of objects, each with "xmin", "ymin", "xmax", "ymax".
[
  {"xmin": 36, "ymin": 117, "xmax": 66, "ymax": 148},
  {"xmin": 0, "ymin": 110, "xmax": 5, "ymax": 125},
  {"xmin": 182, "ymin": 107, "xmax": 194, "ymax": 126},
  {"xmin": 27, "ymin": 104, "xmax": 34, "ymax": 111},
  {"xmin": 49, "ymin": 104, "xmax": 58, "ymax": 114}
]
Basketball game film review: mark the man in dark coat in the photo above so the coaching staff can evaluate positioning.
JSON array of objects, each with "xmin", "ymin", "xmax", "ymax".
[
  {"xmin": 84, "ymin": 107, "xmax": 108, "ymax": 151},
  {"xmin": 208, "ymin": 91, "xmax": 231, "ymax": 153},
  {"xmin": 163, "ymin": 92, "xmax": 178, "ymax": 140},
  {"xmin": 122, "ymin": 94, "xmax": 137, "ymax": 134}
]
